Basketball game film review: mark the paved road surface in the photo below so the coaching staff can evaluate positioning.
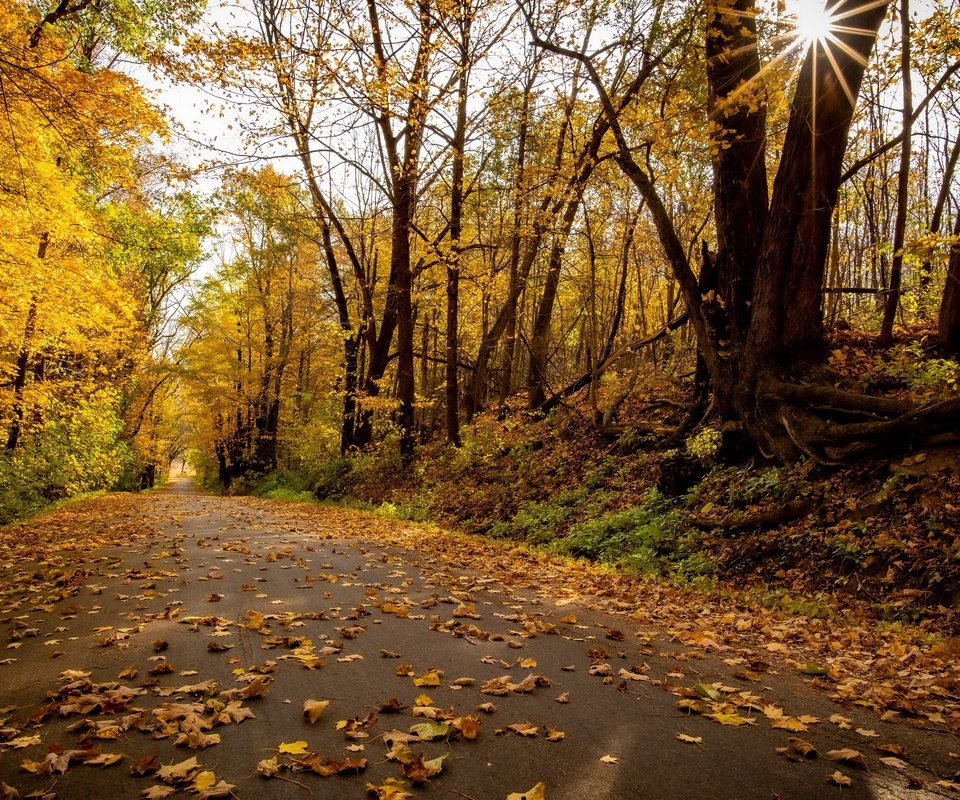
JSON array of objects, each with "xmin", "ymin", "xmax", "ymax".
[{"xmin": 0, "ymin": 479, "xmax": 956, "ymax": 799}]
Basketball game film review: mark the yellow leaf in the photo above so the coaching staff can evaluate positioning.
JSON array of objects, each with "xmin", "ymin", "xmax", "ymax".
[
  {"xmin": 414, "ymin": 694, "xmax": 433, "ymax": 707},
  {"xmin": 412, "ymin": 671, "xmax": 441, "ymax": 687},
  {"xmin": 600, "ymin": 755, "xmax": 619, "ymax": 764},
  {"xmin": 677, "ymin": 734, "xmax": 702, "ymax": 744},
  {"xmin": 193, "ymin": 771, "xmax": 217, "ymax": 791},
  {"xmin": 506, "ymin": 782, "xmax": 546, "ymax": 800},
  {"xmin": 704, "ymin": 712, "xmax": 755, "ymax": 727},
  {"xmin": 771, "ymin": 717, "xmax": 809, "ymax": 732},
  {"xmin": 546, "ymin": 728, "xmax": 565, "ymax": 741},
  {"xmin": 278, "ymin": 740, "xmax": 310, "ymax": 755},
  {"xmin": 367, "ymin": 777, "xmax": 414, "ymax": 799}
]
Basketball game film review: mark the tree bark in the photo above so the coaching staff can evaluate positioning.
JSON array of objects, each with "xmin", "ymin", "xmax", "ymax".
[
  {"xmin": 879, "ymin": 0, "xmax": 912, "ymax": 346},
  {"xmin": 938, "ymin": 212, "xmax": 960, "ymax": 353}
]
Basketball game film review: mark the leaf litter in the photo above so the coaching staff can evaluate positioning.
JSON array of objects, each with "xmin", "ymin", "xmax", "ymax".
[{"xmin": 0, "ymin": 490, "xmax": 957, "ymax": 798}]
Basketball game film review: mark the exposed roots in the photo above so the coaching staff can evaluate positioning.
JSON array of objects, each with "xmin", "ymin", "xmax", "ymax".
[
  {"xmin": 686, "ymin": 496, "xmax": 819, "ymax": 532},
  {"xmin": 755, "ymin": 378, "xmax": 960, "ymax": 464}
]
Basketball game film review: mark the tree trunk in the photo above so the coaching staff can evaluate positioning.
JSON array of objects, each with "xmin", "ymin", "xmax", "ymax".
[
  {"xmin": 446, "ymin": 9, "xmax": 470, "ymax": 447},
  {"xmin": 5, "ymin": 295, "xmax": 38, "ymax": 452},
  {"xmin": 879, "ymin": 0, "xmax": 912, "ymax": 346},
  {"xmin": 938, "ymin": 212, "xmax": 960, "ymax": 353}
]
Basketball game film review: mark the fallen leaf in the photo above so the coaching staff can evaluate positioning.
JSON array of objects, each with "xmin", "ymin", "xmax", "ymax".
[
  {"xmin": 506, "ymin": 782, "xmax": 546, "ymax": 800},
  {"xmin": 366, "ymin": 777, "xmax": 413, "ymax": 799},
  {"xmin": 409, "ymin": 721, "xmax": 449, "ymax": 741},
  {"xmin": 824, "ymin": 748, "xmax": 867, "ymax": 770},
  {"xmin": 142, "ymin": 786, "xmax": 176, "ymax": 799},
  {"xmin": 879, "ymin": 757, "xmax": 909, "ymax": 771},
  {"xmin": 676, "ymin": 734, "xmax": 702, "ymax": 744},
  {"xmin": 278, "ymin": 740, "xmax": 310, "ymax": 755},
  {"xmin": 704, "ymin": 712, "xmax": 754, "ymax": 727},
  {"xmin": 829, "ymin": 771, "xmax": 853, "ymax": 787},
  {"xmin": 787, "ymin": 737, "xmax": 817, "ymax": 758},
  {"xmin": 257, "ymin": 757, "xmax": 281, "ymax": 777},
  {"xmin": 600, "ymin": 755, "xmax": 618, "ymax": 764},
  {"xmin": 303, "ymin": 700, "xmax": 330, "ymax": 724},
  {"xmin": 547, "ymin": 728, "xmax": 566, "ymax": 741},
  {"xmin": 453, "ymin": 716, "xmax": 481, "ymax": 740},
  {"xmin": 157, "ymin": 756, "xmax": 200, "ymax": 783}
]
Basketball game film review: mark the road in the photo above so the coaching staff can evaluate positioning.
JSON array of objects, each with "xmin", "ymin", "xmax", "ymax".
[{"xmin": 0, "ymin": 478, "xmax": 956, "ymax": 799}]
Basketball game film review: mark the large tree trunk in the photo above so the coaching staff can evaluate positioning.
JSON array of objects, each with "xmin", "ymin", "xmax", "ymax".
[{"xmin": 747, "ymin": 1, "xmax": 890, "ymax": 366}]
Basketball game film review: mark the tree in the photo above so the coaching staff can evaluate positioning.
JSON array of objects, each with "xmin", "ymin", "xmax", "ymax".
[{"xmin": 531, "ymin": 0, "xmax": 960, "ymax": 462}]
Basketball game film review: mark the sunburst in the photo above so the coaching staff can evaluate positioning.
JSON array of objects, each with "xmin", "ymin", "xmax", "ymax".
[{"xmin": 784, "ymin": 0, "xmax": 837, "ymax": 46}]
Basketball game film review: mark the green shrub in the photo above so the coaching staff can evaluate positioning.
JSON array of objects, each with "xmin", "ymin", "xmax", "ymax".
[
  {"xmin": 309, "ymin": 457, "xmax": 356, "ymax": 500},
  {"xmin": 489, "ymin": 488, "xmax": 590, "ymax": 543},
  {"xmin": 554, "ymin": 489, "xmax": 714, "ymax": 581}
]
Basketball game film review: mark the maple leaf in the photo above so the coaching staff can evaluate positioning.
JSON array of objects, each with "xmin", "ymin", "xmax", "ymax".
[
  {"xmin": 295, "ymin": 754, "xmax": 368, "ymax": 776},
  {"xmin": 193, "ymin": 771, "xmax": 217, "ymax": 791},
  {"xmin": 409, "ymin": 721, "xmax": 449, "ymax": 741},
  {"xmin": 412, "ymin": 670, "xmax": 442, "ymax": 687},
  {"xmin": 676, "ymin": 734, "xmax": 702, "ymax": 744},
  {"xmin": 506, "ymin": 783, "xmax": 546, "ymax": 800},
  {"xmin": 507, "ymin": 722, "xmax": 538, "ymax": 737},
  {"xmin": 704, "ymin": 711, "xmax": 755, "ymax": 727},
  {"xmin": 770, "ymin": 717, "xmax": 809, "ymax": 732},
  {"xmin": 157, "ymin": 756, "xmax": 200, "ymax": 784},
  {"xmin": 6, "ymin": 735, "xmax": 40, "ymax": 749},
  {"xmin": 278, "ymin": 740, "xmax": 310, "ymax": 755},
  {"xmin": 130, "ymin": 755, "xmax": 161, "ymax": 776},
  {"xmin": 303, "ymin": 699, "xmax": 330, "ymax": 723},
  {"xmin": 829, "ymin": 770, "xmax": 853, "ymax": 787},
  {"xmin": 86, "ymin": 752, "xmax": 123, "ymax": 766},
  {"xmin": 196, "ymin": 780, "xmax": 235, "ymax": 799},
  {"xmin": 142, "ymin": 787, "xmax": 176, "ymax": 799},
  {"xmin": 600, "ymin": 755, "xmax": 618, "ymax": 764},
  {"xmin": 257, "ymin": 757, "xmax": 281, "ymax": 777},
  {"xmin": 824, "ymin": 748, "xmax": 867, "ymax": 770},
  {"xmin": 546, "ymin": 728, "xmax": 566, "ymax": 741},
  {"xmin": 174, "ymin": 731, "xmax": 221, "ymax": 749},
  {"xmin": 453, "ymin": 715, "xmax": 481, "ymax": 740},
  {"xmin": 366, "ymin": 777, "xmax": 413, "ymax": 799},
  {"xmin": 402, "ymin": 753, "xmax": 445, "ymax": 783}
]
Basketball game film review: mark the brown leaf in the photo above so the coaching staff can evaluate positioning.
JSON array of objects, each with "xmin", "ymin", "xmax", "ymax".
[
  {"xmin": 303, "ymin": 699, "xmax": 330, "ymax": 724},
  {"xmin": 824, "ymin": 748, "xmax": 867, "ymax": 770},
  {"xmin": 130, "ymin": 755, "xmax": 161, "ymax": 777},
  {"xmin": 452, "ymin": 716, "xmax": 480, "ymax": 740},
  {"xmin": 828, "ymin": 770, "xmax": 853, "ymax": 787}
]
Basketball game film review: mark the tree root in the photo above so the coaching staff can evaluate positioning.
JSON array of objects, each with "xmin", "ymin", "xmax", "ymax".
[
  {"xmin": 686, "ymin": 496, "xmax": 819, "ymax": 532},
  {"xmin": 755, "ymin": 378, "xmax": 960, "ymax": 464}
]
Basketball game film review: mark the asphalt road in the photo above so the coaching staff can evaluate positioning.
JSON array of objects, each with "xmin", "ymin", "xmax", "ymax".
[{"xmin": 0, "ymin": 478, "xmax": 955, "ymax": 799}]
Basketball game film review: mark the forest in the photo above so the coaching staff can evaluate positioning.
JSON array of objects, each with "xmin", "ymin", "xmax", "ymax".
[{"xmin": 2, "ymin": 0, "xmax": 959, "ymax": 611}]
